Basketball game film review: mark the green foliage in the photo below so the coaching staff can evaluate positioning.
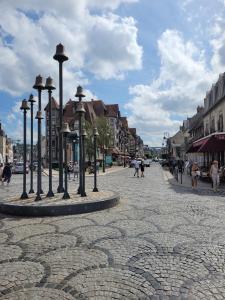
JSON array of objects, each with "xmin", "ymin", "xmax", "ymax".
[
  {"xmin": 84, "ymin": 120, "xmax": 94, "ymax": 160},
  {"xmin": 95, "ymin": 117, "xmax": 112, "ymax": 149},
  {"xmin": 83, "ymin": 117, "xmax": 113, "ymax": 160}
]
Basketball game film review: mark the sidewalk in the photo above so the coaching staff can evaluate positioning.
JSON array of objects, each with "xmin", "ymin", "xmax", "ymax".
[
  {"xmin": 43, "ymin": 166, "xmax": 128, "ymax": 177},
  {"xmin": 163, "ymin": 167, "xmax": 225, "ymax": 192}
]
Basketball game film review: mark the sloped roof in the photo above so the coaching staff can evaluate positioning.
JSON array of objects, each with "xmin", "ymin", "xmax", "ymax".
[
  {"xmin": 188, "ymin": 110, "xmax": 204, "ymax": 132},
  {"xmin": 105, "ymin": 104, "xmax": 120, "ymax": 118},
  {"xmin": 84, "ymin": 102, "xmax": 97, "ymax": 124},
  {"xmin": 120, "ymin": 117, "xmax": 128, "ymax": 128},
  {"xmin": 44, "ymin": 97, "xmax": 59, "ymax": 111},
  {"xmin": 129, "ymin": 128, "xmax": 136, "ymax": 137},
  {"xmin": 92, "ymin": 100, "xmax": 106, "ymax": 117}
]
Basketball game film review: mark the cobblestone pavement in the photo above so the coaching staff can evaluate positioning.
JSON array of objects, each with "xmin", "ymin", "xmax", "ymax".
[{"xmin": 1, "ymin": 164, "xmax": 225, "ymax": 299}]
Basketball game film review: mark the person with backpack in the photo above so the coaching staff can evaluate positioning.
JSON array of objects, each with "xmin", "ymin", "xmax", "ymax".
[{"xmin": 2, "ymin": 163, "xmax": 12, "ymax": 186}]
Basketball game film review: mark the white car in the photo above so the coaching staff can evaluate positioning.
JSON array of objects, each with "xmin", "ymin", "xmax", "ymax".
[
  {"xmin": 144, "ymin": 159, "xmax": 151, "ymax": 167},
  {"xmin": 13, "ymin": 162, "xmax": 29, "ymax": 174}
]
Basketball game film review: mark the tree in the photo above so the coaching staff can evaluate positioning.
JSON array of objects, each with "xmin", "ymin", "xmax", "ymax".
[
  {"xmin": 84, "ymin": 120, "xmax": 94, "ymax": 161},
  {"xmin": 95, "ymin": 117, "xmax": 112, "ymax": 172},
  {"xmin": 95, "ymin": 117, "xmax": 112, "ymax": 150}
]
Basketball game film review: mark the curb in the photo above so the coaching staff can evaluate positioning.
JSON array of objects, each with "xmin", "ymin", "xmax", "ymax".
[{"xmin": 0, "ymin": 192, "xmax": 120, "ymax": 217}]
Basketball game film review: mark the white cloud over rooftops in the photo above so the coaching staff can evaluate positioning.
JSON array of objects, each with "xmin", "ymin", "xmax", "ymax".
[
  {"xmin": 125, "ymin": 28, "xmax": 220, "ymax": 146},
  {"xmin": 0, "ymin": 0, "xmax": 142, "ymax": 98}
]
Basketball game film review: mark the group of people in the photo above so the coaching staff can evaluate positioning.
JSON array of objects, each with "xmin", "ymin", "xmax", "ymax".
[
  {"xmin": 132, "ymin": 159, "xmax": 145, "ymax": 178},
  {"xmin": 190, "ymin": 160, "xmax": 220, "ymax": 192},
  {"xmin": 67, "ymin": 161, "xmax": 79, "ymax": 180},
  {"xmin": 0, "ymin": 163, "xmax": 12, "ymax": 186}
]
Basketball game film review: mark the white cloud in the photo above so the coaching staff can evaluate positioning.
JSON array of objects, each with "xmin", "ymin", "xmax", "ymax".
[
  {"xmin": 0, "ymin": 0, "xmax": 142, "ymax": 98},
  {"xmin": 125, "ymin": 29, "xmax": 216, "ymax": 146}
]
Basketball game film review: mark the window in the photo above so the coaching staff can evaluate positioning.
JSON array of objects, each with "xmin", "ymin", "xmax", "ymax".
[
  {"xmin": 205, "ymin": 123, "xmax": 209, "ymax": 135},
  {"xmin": 218, "ymin": 114, "xmax": 223, "ymax": 132},
  {"xmin": 210, "ymin": 118, "xmax": 215, "ymax": 133}
]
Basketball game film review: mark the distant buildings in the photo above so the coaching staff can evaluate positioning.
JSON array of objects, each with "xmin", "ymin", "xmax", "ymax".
[
  {"xmin": 0, "ymin": 123, "xmax": 13, "ymax": 163},
  {"xmin": 44, "ymin": 97, "xmax": 144, "ymax": 165}
]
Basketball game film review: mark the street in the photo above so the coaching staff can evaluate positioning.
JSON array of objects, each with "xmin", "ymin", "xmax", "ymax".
[{"xmin": 1, "ymin": 163, "xmax": 225, "ymax": 299}]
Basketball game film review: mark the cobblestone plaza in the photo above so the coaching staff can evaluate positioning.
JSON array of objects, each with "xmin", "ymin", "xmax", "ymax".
[{"xmin": 1, "ymin": 164, "xmax": 225, "ymax": 299}]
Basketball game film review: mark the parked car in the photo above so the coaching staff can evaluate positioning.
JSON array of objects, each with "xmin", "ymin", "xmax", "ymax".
[
  {"xmin": 144, "ymin": 159, "xmax": 151, "ymax": 167},
  {"xmin": 12, "ymin": 162, "xmax": 29, "ymax": 174}
]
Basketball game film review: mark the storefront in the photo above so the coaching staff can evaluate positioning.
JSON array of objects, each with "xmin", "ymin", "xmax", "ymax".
[{"xmin": 189, "ymin": 132, "xmax": 225, "ymax": 167}]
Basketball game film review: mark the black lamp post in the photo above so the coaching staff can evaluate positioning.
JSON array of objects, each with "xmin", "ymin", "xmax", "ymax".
[
  {"xmin": 93, "ymin": 127, "xmax": 99, "ymax": 192},
  {"xmin": 53, "ymin": 43, "xmax": 68, "ymax": 193},
  {"xmin": 61, "ymin": 122, "xmax": 71, "ymax": 199},
  {"xmin": 45, "ymin": 76, "xmax": 56, "ymax": 197},
  {"xmin": 68, "ymin": 131, "xmax": 78, "ymax": 164},
  {"xmin": 81, "ymin": 128, "xmax": 87, "ymax": 197},
  {"xmin": 20, "ymin": 99, "xmax": 30, "ymax": 199},
  {"xmin": 35, "ymin": 111, "xmax": 43, "ymax": 201},
  {"xmin": 33, "ymin": 75, "xmax": 45, "ymax": 196},
  {"xmin": 123, "ymin": 141, "xmax": 126, "ymax": 168},
  {"xmin": 102, "ymin": 146, "xmax": 106, "ymax": 173},
  {"xmin": 102, "ymin": 132, "xmax": 109, "ymax": 173},
  {"xmin": 28, "ymin": 94, "xmax": 36, "ymax": 194},
  {"xmin": 75, "ymin": 89, "xmax": 85, "ymax": 195}
]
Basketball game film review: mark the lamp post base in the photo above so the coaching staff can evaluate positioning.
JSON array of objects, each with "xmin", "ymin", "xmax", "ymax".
[
  {"xmin": 20, "ymin": 192, "xmax": 29, "ymax": 199},
  {"xmin": 46, "ymin": 190, "xmax": 55, "ymax": 197},
  {"xmin": 37, "ymin": 190, "xmax": 44, "ymax": 195},
  {"xmin": 62, "ymin": 191, "xmax": 70, "ymax": 199},
  {"xmin": 77, "ymin": 186, "xmax": 81, "ymax": 194},
  {"xmin": 81, "ymin": 192, "xmax": 87, "ymax": 197},
  {"xmin": 57, "ymin": 186, "xmax": 64, "ymax": 193},
  {"xmin": 93, "ymin": 187, "xmax": 98, "ymax": 192},
  {"xmin": 29, "ymin": 189, "xmax": 35, "ymax": 194},
  {"xmin": 35, "ymin": 194, "xmax": 42, "ymax": 201}
]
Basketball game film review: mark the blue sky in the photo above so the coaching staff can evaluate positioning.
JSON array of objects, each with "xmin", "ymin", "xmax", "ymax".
[{"xmin": 1, "ymin": 0, "xmax": 225, "ymax": 146}]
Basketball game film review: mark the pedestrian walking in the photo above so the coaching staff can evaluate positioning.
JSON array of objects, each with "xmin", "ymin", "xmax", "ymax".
[
  {"xmin": 133, "ymin": 159, "xmax": 140, "ymax": 177},
  {"xmin": 191, "ymin": 162, "xmax": 200, "ymax": 189},
  {"xmin": 2, "ymin": 163, "xmax": 12, "ymax": 186},
  {"xmin": 210, "ymin": 160, "xmax": 220, "ymax": 192},
  {"xmin": 140, "ymin": 162, "xmax": 145, "ymax": 178},
  {"xmin": 73, "ymin": 161, "xmax": 79, "ymax": 181},
  {"xmin": 0, "ymin": 163, "xmax": 3, "ymax": 182},
  {"xmin": 96, "ymin": 161, "xmax": 100, "ymax": 174}
]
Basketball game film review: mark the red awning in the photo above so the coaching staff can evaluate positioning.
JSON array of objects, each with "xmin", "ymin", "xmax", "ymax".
[
  {"xmin": 189, "ymin": 133, "xmax": 225, "ymax": 153},
  {"xmin": 187, "ymin": 133, "xmax": 225, "ymax": 153},
  {"xmin": 198, "ymin": 135, "xmax": 225, "ymax": 152},
  {"xmin": 186, "ymin": 144, "xmax": 201, "ymax": 153}
]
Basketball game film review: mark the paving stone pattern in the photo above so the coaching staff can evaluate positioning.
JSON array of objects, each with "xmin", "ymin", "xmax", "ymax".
[{"xmin": 1, "ymin": 164, "xmax": 225, "ymax": 299}]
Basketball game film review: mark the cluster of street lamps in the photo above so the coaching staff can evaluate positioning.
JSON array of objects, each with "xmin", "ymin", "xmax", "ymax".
[{"xmin": 20, "ymin": 43, "xmax": 100, "ymax": 201}]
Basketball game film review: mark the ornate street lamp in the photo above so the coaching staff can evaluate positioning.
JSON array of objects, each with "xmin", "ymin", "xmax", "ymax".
[
  {"xmin": 93, "ymin": 127, "xmax": 99, "ymax": 192},
  {"xmin": 20, "ymin": 99, "xmax": 30, "ymax": 199},
  {"xmin": 53, "ymin": 43, "xmax": 69, "ymax": 193},
  {"xmin": 45, "ymin": 76, "xmax": 56, "ymax": 197},
  {"xmin": 33, "ymin": 75, "xmax": 45, "ymax": 196},
  {"xmin": 35, "ymin": 111, "xmax": 43, "ymax": 201},
  {"xmin": 81, "ymin": 128, "xmax": 87, "ymax": 197},
  {"xmin": 28, "ymin": 94, "xmax": 36, "ymax": 194},
  {"xmin": 75, "ymin": 90, "xmax": 86, "ymax": 195},
  {"xmin": 61, "ymin": 122, "xmax": 71, "ymax": 199}
]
